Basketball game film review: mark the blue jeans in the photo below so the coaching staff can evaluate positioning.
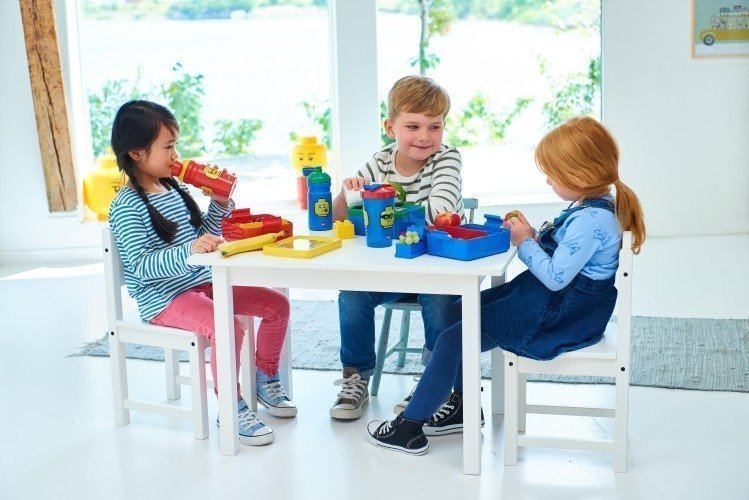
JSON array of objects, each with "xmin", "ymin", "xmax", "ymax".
[
  {"xmin": 338, "ymin": 290, "xmax": 459, "ymax": 378},
  {"xmin": 403, "ymin": 272, "xmax": 616, "ymax": 422}
]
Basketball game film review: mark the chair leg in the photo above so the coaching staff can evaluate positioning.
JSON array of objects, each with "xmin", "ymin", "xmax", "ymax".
[
  {"xmin": 109, "ymin": 331, "xmax": 130, "ymax": 425},
  {"xmin": 242, "ymin": 319, "xmax": 258, "ymax": 411},
  {"xmin": 396, "ymin": 311, "xmax": 411, "ymax": 367},
  {"xmin": 371, "ymin": 308, "xmax": 393, "ymax": 397},
  {"xmin": 239, "ymin": 316, "xmax": 254, "ymax": 408},
  {"xmin": 189, "ymin": 337, "xmax": 209, "ymax": 440},
  {"xmin": 279, "ymin": 319, "xmax": 294, "ymax": 400},
  {"xmin": 614, "ymin": 371, "xmax": 630, "ymax": 473},
  {"xmin": 518, "ymin": 373, "xmax": 527, "ymax": 433},
  {"xmin": 491, "ymin": 348, "xmax": 504, "ymax": 415},
  {"xmin": 165, "ymin": 348, "xmax": 181, "ymax": 401},
  {"xmin": 503, "ymin": 353, "xmax": 519, "ymax": 466}
]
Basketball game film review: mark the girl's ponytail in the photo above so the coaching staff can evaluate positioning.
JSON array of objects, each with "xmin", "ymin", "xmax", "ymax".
[
  {"xmin": 614, "ymin": 179, "xmax": 645, "ymax": 254},
  {"xmin": 130, "ymin": 176, "xmax": 179, "ymax": 243},
  {"xmin": 163, "ymin": 176, "xmax": 202, "ymax": 229}
]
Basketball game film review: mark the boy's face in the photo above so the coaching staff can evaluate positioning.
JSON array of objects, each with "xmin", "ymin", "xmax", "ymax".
[{"xmin": 384, "ymin": 112, "xmax": 444, "ymax": 168}]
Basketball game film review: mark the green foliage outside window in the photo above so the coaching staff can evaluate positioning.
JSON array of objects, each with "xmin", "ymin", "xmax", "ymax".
[
  {"xmin": 445, "ymin": 94, "xmax": 532, "ymax": 148},
  {"xmin": 87, "ymin": 75, "xmax": 146, "ymax": 158},
  {"xmin": 213, "ymin": 118, "xmax": 264, "ymax": 155},
  {"xmin": 87, "ymin": 62, "xmax": 263, "ymax": 159},
  {"xmin": 542, "ymin": 56, "xmax": 601, "ymax": 128},
  {"xmin": 160, "ymin": 63, "xmax": 206, "ymax": 157},
  {"xmin": 289, "ymin": 99, "xmax": 332, "ymax": 150}
]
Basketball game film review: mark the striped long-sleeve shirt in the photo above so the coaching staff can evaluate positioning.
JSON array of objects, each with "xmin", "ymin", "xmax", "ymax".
[
  {"xmin": 108, "ymin": 185, "xmax": 232, "ymax": 320},
  {"xmin": 356, "ymin": 142, "xmax": 465, "ymax": 225}
]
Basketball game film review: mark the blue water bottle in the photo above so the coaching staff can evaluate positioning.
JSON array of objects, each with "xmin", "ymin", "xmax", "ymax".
[
  {"xmin": 361, "ymin": 184, "xmax": 397, "ymax": 247},
  {"xmin": 307, "ymin": 167, "xmax": 332, "ymax": 231}
]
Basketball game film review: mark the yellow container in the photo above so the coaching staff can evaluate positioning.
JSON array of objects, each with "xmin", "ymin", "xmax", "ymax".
[
  {"xmin": 262, "ymin": 235, "xmax": 342, "ymax": 259},
  {"xmin": 82, "ymin": 154, "xmax": 126, "ymax": 221},
  {"xmin": 291, "ymin": 136, "xmax": 327, "ymax": 174}
]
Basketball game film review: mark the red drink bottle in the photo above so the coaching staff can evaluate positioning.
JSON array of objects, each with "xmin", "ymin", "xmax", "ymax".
[{"xmin": 171, "ymin": 159, "xmax": 237, "ymax": 199}]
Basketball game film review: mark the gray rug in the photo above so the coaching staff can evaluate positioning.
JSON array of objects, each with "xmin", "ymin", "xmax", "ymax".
[{"xmin": 75, "ymin": 300, "xmax": 749, "ymax": 392}]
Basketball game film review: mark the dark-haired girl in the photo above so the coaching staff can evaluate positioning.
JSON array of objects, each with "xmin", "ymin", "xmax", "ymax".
[{"xmin": 109, "ymin": 100, "xmax": 295, "ymax": 446}]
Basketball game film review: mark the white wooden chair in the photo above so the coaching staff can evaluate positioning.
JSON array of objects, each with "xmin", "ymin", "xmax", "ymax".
[
  {"xmin": 102, "ymin": 227, "xmax": 255, "ymax": 439},
  {"xmin": 503, "ymin": 231, "xmax": 634, "ymax": 472},
  {"xmin": 370, "ymin": 198, "xmax": 478, "ymax": 396}
]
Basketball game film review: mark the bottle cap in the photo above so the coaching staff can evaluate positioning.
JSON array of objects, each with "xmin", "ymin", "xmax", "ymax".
[
  {"xmin": 361, "ymin": 184, "xmax": 397, "ymax": 199},
  {"xmin": 307, "ymin": 166, "xmax": 330, "ymax": 184}
]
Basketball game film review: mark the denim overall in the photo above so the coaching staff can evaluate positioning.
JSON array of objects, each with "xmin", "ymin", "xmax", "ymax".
[{"xmin": 480, "ymin": 197, "xmax": 618, "ymax": 360}]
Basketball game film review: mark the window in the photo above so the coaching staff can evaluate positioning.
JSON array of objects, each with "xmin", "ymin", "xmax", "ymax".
[
  {"xmin": 78, "ymin": 0, "xmax": 331, "ymax": 213},
  {"xmin": 376, "ymin": 0, "xmax": 602, "ymax": 205}
]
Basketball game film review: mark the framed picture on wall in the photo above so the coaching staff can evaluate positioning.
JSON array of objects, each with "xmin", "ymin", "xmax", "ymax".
[{"xmin": 693, "ymin": 0, "xmax": 749, "ymax": 57}]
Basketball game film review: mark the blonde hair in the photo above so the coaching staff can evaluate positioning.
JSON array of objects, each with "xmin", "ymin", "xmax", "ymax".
[
  {"xmin": 387, "ymin": 75, "xmax": 451, "ymax": 121},
  {"xmin": 535, "ymin": 116, "xmax": 646, "ymax": 254}
]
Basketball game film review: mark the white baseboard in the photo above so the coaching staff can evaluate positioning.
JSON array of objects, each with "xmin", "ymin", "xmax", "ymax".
[{"xmin": 0, "ymin": 246, "xmax": 102, "ymax": 266}]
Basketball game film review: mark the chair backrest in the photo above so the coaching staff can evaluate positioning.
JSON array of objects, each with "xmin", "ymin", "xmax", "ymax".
[
  {"xmin": 463, "ymin": 197, "xmax": 478, "ymax": 223},
  {"xmin": 616, "ymin": 231, "xmax": 634, "ymax": 366},
  {"xmin": 102, "ymin": 227, "xmax": 125, "ymax": 325}
]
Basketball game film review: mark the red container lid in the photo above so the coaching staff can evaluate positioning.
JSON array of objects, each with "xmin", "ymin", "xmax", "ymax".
[{"xmin": 361, "ymin": 184, "xmax": 397, "ymax": 199}]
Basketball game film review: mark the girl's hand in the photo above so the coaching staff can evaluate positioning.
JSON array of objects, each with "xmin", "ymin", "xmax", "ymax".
[
  {"xmin": 191, "ymin": 234, "xmax": 223, "ymax": 254},
  {"xmin": 342, "ymin": 177, "xmax": 367, "ymax": 191},
  {"xmin": 506, "ymin": 217, "xmax": 534, "ymax": 247},
  {"xmin": 204, "ymin": 189, "xmax": 230, "ymax": 208},
  {"xmin": 504, "ymin": 210, "xmax": 530, "ymax": 227}
]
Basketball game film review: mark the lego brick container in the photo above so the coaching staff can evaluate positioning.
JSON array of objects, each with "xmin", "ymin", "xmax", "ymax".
[
  {"xmin": 425, "ymin": 216, "xmax": 510, "ymax": 261},
  {"xmin": 395, "ymin": 225, "xmax": 427, "ymax": 259},
  {"xmin": 221, "ymin": 209, "xmax": 294, "ymax": 242}
]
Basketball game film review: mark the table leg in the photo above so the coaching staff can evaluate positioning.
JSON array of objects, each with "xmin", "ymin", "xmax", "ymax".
[
  {"xmin": 490, "ymin": 274, "xmax": 506, "ymax": 415},
  {"xmin": 461, "ymin": 275, "xmax": 482, "ymax": 475},
  {"xmin": 213, "ymin": 267, "xmax": 239, "ymax": 455}
]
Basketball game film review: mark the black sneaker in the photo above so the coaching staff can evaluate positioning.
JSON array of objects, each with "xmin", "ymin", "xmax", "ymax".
[
  {"xmin": 423, "ymin": 391, "xmax": 485, "ymax": 436},
  {"xmin": 366, "ymin": 414, "xmax": 429, "ymax": 455}
]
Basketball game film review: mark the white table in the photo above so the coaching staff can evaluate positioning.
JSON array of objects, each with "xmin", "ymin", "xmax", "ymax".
[{"xmin": 188, "ymin": 236, "xmax": 516, "ymax": 474}]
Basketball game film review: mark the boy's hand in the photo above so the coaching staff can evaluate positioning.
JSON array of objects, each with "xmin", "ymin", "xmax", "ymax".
[
  {"xmin": 191, "ymin": 234, "xmax": 223, "ymax": 254},
  {"xmin": 342, "ymin": 177, "xmax": 367, "ymax": 191},
  {"xmin": 505, "ymin": 217, "xmax": 534, "ymax": 247}
]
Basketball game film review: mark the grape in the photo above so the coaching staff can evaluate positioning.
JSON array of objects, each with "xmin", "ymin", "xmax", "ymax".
[
  {"xmin": 399, "ymin": 235, "xmax": 405, "ymax": 242},
  {"xmin": 405, "ymin": 236, "xmax": 413, "ymax": 244},
  {"xmin": 412, "ymin": 235, "xmax": 420, "ymax": 244}
]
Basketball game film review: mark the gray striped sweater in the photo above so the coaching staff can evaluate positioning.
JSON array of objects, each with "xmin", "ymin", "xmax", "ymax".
[
  {"xmin": 109, "ymin": 186, "xmax": 231, "ymax": 321},
  {"xmin": 356, "ymin": 142, "xmax": 466, "ymax": 225}
]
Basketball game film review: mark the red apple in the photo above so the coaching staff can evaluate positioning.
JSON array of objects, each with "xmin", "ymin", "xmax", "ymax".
[{"xmin": 434, "ymin": 211, "xmax": 461, "ymax": 229}]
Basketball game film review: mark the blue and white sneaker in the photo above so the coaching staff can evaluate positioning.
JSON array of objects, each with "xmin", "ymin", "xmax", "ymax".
[
  {"xmin": 256, "ymin": 370, "xmax": 297, "ymax": 418},
  {"xmin": 217, "ymin": 398, "xmax": 274, "ymax": 446}
]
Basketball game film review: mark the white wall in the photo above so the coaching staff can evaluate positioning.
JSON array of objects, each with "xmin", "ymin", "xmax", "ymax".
[
  {"xmin": 0, "ymin": 1, "xmax": 102, "ymax": 263},
  {"xmin": 1, "ymin": 1, "xmax": 748, "ymax": 263},
  {"xmin": 602, "ymin": 0, "xmax": 749, "ymax": 237}
]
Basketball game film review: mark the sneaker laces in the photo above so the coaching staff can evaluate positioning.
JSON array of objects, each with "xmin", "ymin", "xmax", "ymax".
[
  {"xmin": 376, "ymin": 419, "xmax": 394, "ymax": 436},
  {"xmin": 430, "ymin": 401, "xmax": 455, "ymax": 423},
  {"xmin": 260, "ymin": 380, "xmax": 289, "ymax": 402},
  {"xmin": 333, "ymin": 373, "xmax": 367, "ymax": 401},
  {"xmin": 237, "ymin": 407, "xmax": 266, "ymax": 434},
  {"xmin": 238, "ymin": 408, "xmax": 261, "ymax": 427}
]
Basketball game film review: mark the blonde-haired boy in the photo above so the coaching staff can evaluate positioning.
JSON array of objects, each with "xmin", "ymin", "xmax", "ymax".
[{"xmin": 330, "ymin": 76, "xmax": 466, "ymax": 423}]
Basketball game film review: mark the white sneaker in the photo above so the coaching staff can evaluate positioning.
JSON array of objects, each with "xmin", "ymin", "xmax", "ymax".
[{"xmin": 329, "ymin": 371, "xmax": 369, "ymax": 420}]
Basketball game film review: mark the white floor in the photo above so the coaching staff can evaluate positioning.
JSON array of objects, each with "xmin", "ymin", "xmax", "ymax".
[{"xmin": 1, "ymin": 235, "xmax": 748, "ymax": 500}]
